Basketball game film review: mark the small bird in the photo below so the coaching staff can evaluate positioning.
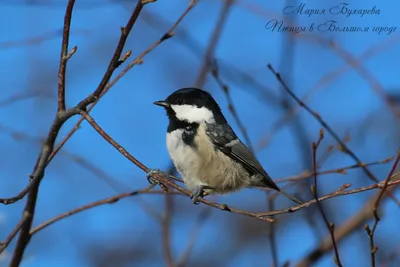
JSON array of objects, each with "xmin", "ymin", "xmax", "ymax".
[{"xmin": 153, "ymin": 87, "xmax": 302, "ymax": 205}]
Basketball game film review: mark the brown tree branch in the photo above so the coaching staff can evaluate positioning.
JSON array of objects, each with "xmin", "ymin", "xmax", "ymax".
[
  {"xmin": 312, "ymin": 129, "xmax": 343, "ymax": 267},
  {"xmin": 57, "ymin": 0, "xmax": 75, "ymax": 112},
  {"xmin": 365, "ymin": 150, "xmax": 400, "ymax": 267}
]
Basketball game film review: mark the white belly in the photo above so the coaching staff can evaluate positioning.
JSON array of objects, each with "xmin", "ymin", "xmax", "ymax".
[{"xmin": 166, "ymin": 129, "xmax": 203, "ymax": 191}]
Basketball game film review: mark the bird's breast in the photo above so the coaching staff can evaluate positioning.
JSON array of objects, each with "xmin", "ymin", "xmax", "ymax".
[{"xmin": 166, "ymin": 124, "xmax": 250, "ymax": 193}]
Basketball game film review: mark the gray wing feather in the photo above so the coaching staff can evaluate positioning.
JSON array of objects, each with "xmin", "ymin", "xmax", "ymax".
[{"xmin": 205, "ymin": 123, "xmax": 279, "ymax": 191}]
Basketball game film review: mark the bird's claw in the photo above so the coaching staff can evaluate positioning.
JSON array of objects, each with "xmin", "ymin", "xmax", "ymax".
[
  {"xmin": 190, "ymin": 186, "xmax": 206, "ymax": 205},
  {"xmin": 146, "ymin": 169, "xmax": 168, "ymax": 192}
]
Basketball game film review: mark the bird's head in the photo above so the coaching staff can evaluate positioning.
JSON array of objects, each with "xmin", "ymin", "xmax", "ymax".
[{"xmin": 154, "ymin": 87, "xmax": 227, "ymax": 124}]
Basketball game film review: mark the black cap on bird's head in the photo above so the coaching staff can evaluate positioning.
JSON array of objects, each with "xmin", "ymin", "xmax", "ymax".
[{"xmin": 154, "ymin": 88, "xmax": 227, "ymax": 124}]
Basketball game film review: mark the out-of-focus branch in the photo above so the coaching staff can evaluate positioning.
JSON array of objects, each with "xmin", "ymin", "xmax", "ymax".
[
  {"xmin": 267, "ymin": 63, "xmax": 400, "ymax": 206},
  {"xmin": 0, "ymin": 213, "xmax": 31, "ymax": 254},
  {"xmin": 258, "ymin": 36, "xmax": 400, "ymax": 151},
  {"xmin": 0, "ymin": 28, "xmax": 89, "ymax": 50},
  {"xmin": 162, "ymin": 194, "xmax": 175, "ymax": 267},
  {"xmin": 326, "ymin": 41, "xmax": 400, "ymax": 119},
  {"xmin": 275, "ymin": 157, "xmax": 393, "ymax": 184},
  {"xmin": 268, "ymin": 194, "xmax": 278, "ymax": 267},
  {"xmin": 139, "ymin": 8, "xmax": 279, "ymax": 106},
  {"xmin": 195, "ymin": 0, "xmax": 234, "ymax": 88},
  {"xmin": 29, "ymin": 186, "xmax": 155, "ymax": 236},
  {"xmin": 210, "ymin": 59, "xmax": 254, "ymax": 153},
  {"xmin": 0, "ymin": 91, "xmax": 53, "ymax": 108},
  {"xmin": 365, "ymin": 150, "xmax": 400, "ymax": 267},
  {"xmin": 176, "ymin": 207, "xmax": 213, "ymax": 266},
  {"xmin": 312, "ymin": 129, "xmax": 343, "ymax": 267}
]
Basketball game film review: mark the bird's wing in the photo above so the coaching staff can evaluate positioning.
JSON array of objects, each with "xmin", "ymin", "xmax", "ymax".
[{"xmin": 205, "ymin": 123, "xmax": 279, "ymax": 191}]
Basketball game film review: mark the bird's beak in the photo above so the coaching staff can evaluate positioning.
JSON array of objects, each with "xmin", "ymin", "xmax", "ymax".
[{"xmin": 153, "ymin": 100, "xmax": 170, "ymax": 108}]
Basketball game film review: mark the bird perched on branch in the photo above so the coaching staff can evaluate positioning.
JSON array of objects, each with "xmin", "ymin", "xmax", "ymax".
[{"xmin": 152, "ymin": 87, "xmax": 302, "ymax": 205}]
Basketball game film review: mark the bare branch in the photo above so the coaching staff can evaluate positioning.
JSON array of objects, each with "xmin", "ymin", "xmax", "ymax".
[
  {"xmin": 365, "ymin": 150, "xmax": 400, "ymax": 267},
  {"xmin": 57, "ymin": 0, "xmax": 76, "ymax": 112},
  {"xmin": 311, "ymin": 129, "xmax": 343, "ymax": 267}
]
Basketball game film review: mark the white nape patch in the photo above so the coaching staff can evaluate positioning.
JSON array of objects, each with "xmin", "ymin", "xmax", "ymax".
[{"xmin": 170, "ymin": 104, "xmax": 215, "ymax": 123}]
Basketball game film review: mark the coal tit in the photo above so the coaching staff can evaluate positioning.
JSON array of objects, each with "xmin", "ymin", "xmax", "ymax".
[{"xmin": 154, "ymin": 87, "xmax": 302, "ymax": 205}]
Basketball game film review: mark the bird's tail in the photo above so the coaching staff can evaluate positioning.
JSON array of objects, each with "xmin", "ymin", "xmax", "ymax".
[{"xmin": 279, "ymin": 190, "xmax": 303, "ymax": 205}]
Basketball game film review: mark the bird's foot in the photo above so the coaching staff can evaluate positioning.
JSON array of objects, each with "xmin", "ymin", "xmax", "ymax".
[
  {"xmin": 190, "ymin": 185, "xmax": 211, "ymax": 205},
  {"xmin": 146, "ymin": 169, "xmax": 168, "ymax": 191}
]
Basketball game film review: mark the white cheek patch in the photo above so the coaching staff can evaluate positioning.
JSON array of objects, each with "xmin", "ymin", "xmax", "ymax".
[{"xmin": 171, "ymin": 104, "xmax": 215, "ymax": 123}]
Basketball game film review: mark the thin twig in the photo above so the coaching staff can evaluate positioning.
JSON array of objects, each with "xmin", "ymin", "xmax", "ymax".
[
  {"xmin": 57, "ymin": 0, "xmax": 76, "ymax": 112},
  {"xmin": 365, "ymin": 150, "xmax": 400, "ymax": 267},
  {"xmin": 267, "ymin": 63, "xmax": 400, "ymax": 206},
  {"xmin": 311, "ymin": 129, "xmax": 342, "ymax": 266}
]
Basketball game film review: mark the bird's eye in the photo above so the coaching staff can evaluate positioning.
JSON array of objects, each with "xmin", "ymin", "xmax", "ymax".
[{"xmin": 177, "ymin": 98, "xmax": 184, "ymax": 104}]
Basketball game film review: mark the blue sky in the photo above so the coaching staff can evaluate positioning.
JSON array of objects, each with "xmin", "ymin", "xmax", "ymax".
[{"xmin": 1, "ymin": 0, "xmax": 399, "ymax": 266}]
